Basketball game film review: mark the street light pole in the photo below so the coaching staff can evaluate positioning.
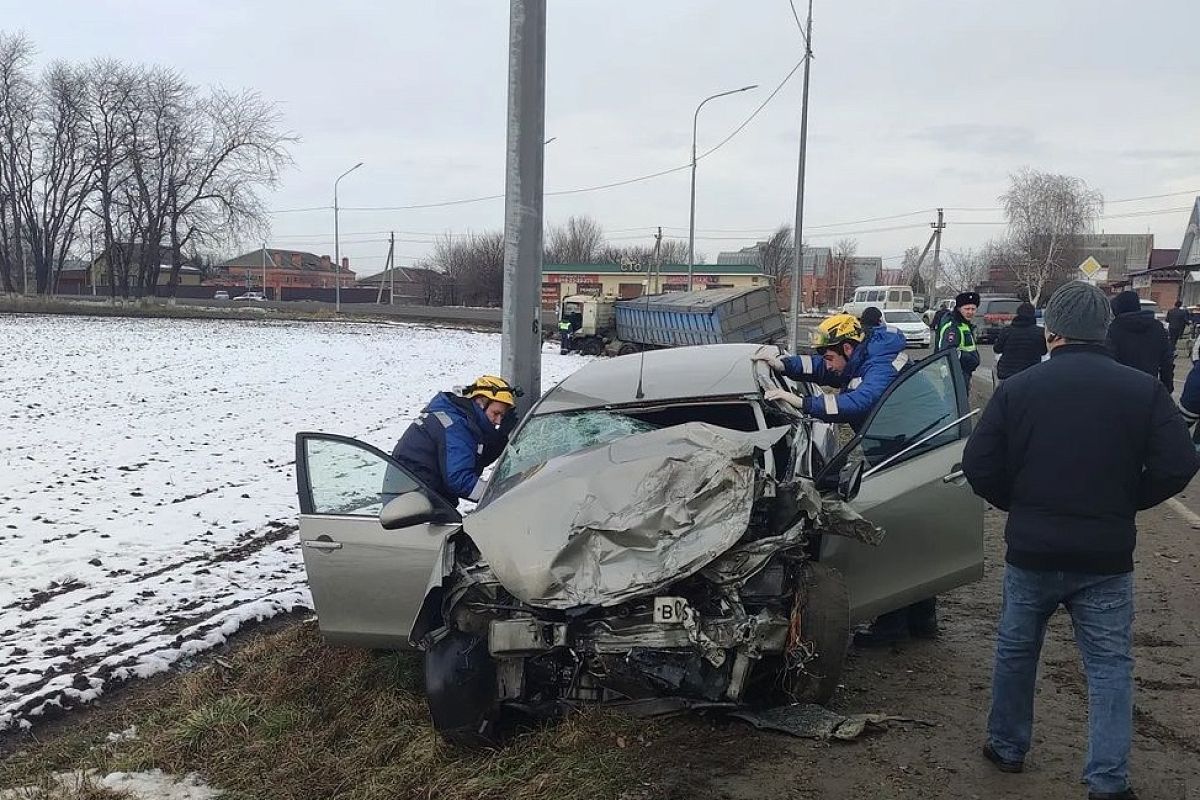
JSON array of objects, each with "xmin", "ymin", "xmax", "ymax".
[
  {"xmin": 789, "ymin": 0, "xmax": 813, "ymax": 352},
  {"xmin": 333, "ymin": 161, "xmax": 363, "ymax": 313},
  {"xmin": 687, "ymin": 84, "xmax": 757, "ymax": 292}
]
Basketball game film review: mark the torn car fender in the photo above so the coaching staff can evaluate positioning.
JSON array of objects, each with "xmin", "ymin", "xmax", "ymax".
[{"xmin": 407, "ymin": 527, "xmax": 461, "ymax": 647}]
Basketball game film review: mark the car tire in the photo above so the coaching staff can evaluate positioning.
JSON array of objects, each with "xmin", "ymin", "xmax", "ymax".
[
  {"xmin": 616, "ymin": 342, "xmax": 639, "ymax": 356},
  {"xmin": 780, "ymin": 562, "xmax": 850, "ymax": 705},
  {"xmin": 581, "ymin": 338, "xmax": 604, "ymax": 357},
  {"xmin": 424, "ymin": 629, "xmax": 499, "ymax": 746}
]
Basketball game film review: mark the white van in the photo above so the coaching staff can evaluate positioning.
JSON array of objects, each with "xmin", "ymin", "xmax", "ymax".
[{"xmin": 842, "ymin": 285, "xmax": 915, "ymax": 317}]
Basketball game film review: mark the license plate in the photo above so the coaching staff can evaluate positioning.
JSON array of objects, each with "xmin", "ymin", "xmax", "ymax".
[{"xmin": 652, "ymin": 596, "xmax": 692, "ymax": 624}]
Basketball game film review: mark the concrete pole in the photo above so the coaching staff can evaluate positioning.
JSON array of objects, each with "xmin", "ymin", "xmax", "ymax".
[
  {"xmin": 261, "ymin": 243, "xmax": 268, "ymax": 298},
  {"xmin": 500, "ymin": 0, "xmax": 547, "ymax": 415},
  {"xmin": 789, "ymin": 0, "xmax": 813, "ymax": 353},
  {"xmin": 333, "ymin": 162, "xmax": 363, "ymax": 313}
]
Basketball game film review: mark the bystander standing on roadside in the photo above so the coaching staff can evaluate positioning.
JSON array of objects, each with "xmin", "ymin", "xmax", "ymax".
[
  {"xmin": 992, "ymin": 302, "xmax": 1046, "ymax": 382},
  {"xmin": 1107, "ymin": 290, "xmax": 1174, "ymax": 392},
  {"xmin": 962, "ymin": 281, "xmax": 1199, "ymax": 800},
  {"xmin": 1165, "ymin": 299, "xmax": 1188, "ymax": 354}
]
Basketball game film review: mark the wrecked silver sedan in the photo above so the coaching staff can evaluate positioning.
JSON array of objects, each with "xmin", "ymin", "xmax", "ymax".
[{"xmin": 295, "ymin": 343, "xmax": 984, "ymax": 744}]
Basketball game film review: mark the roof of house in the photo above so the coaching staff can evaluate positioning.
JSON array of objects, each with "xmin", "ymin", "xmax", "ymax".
[
  {"xmin": 1150, "ymin": 248, "xmax": 1180, "ymax": 268},
  {"xmin": 358, "ymin": 266, "xmax": 446, "ymax": 284},
  {"xmin": 222, "ymin": 248, "xmax": 334, "ymax": 272}
]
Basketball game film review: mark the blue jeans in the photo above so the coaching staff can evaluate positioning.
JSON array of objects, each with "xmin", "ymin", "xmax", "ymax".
[{"xmin": 987, "ymin": 565, "xmax": 1134, "ymax": 794}]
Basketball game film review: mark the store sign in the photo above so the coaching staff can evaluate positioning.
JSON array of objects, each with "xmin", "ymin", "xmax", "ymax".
[
  {"xmin": 545, "ymin": 273, "xmax": 599, "ymax": 284},
  {"xmin": 540, "ymin": 283, "xmax": 561, "ymax": 310}
]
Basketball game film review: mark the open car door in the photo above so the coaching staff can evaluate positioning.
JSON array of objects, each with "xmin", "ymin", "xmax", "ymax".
[
  {"xmin": 818, "ymin": 351, "xmax": 984, "ymax": 623},
  {"xmin": 295, "ymin": 433, "xmax": 461, "ymax": 648}
]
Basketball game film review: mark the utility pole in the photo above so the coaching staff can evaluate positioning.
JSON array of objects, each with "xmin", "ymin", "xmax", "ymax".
[
  {"xmin": 929, "ymin": 208, "xmax": 945, "ymax": 304},
  {"xmin": 389, "ymin": 231, "xmax": 396, "ymax": 305},
  {"xmin": 500, "ymin": 0, "xmax": 547, "ymax": 416},
  {"xmin": 788, "ymin": 0, "xmax": 814, "ymax": 352},
  {"xmin": 653, "ymin": 226, "xmax": 663, "ymax": 294},
  {"xmin": 376, "ymin": 234, "xmax": 395, "ymax": 304},
  {"xmin": 261, "ymin": 243, "xmax": 268, "ymax": 299}
]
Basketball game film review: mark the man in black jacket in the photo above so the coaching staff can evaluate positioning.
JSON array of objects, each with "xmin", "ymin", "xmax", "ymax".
[
  {"xmin": 992, "ymin": 301, "xmax": 1046, "ymax": 380},
  {"xmin": 1107, "ymin": 289, "xmax": 1174, "ymax": 392},
  {"xmin": 1166, "ymin": 299, "xmax": 1189, "ymax": 353},
  {"xmin": 963, "ymin": 281, "xmax": 1199, "ymax": 800}
]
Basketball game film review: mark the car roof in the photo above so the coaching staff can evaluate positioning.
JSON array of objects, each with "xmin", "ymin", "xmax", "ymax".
[{"xmin": 535, "ymin": 343, "xmax": 767, "ymax": 414}]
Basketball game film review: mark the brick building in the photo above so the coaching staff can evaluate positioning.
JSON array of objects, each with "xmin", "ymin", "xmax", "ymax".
[{"xmin": 219, "ymin": 248, "xmax": 354, "ymax": 293}]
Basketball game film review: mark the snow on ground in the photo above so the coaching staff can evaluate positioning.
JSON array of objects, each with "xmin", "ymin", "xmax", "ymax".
[
  {"xmin": 0, "ymin": 313, "xmax": 587, "ymax": 729},
  {"xmin": 1, "ymin": 769, "xmax": 221, "ymax": 799}
]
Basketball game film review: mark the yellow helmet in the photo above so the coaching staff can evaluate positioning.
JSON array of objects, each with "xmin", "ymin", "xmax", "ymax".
[
  {"xmin": 812, "ymin": 313, "xmax": 865, "ymax": 350},
  {"xmin": 463, "ymin": 375, "xmax": 520, "ymax": 406}
]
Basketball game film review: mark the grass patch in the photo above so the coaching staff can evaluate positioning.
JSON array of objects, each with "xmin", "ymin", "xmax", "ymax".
[{"xmin": 1, "ymin": 621, "xmax": 711, "ymax": 800}]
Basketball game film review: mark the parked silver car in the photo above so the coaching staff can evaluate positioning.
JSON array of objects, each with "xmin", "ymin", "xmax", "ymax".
[{"xmin": 295, "ymin": 344, "xmax": 984, "ymax": 743}]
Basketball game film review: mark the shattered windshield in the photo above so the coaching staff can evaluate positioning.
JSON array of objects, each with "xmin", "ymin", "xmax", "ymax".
[{"xmin": 491, "ymin": 411, "xmax": 657, "ymax": 488}]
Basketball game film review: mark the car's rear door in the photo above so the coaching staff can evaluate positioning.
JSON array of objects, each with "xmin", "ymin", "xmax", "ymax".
[
  {"xmin": 295, "ymin": 433, "xmax": 461, "ymax": 648},
  {"xmin": 818, "ymin": 351, "xmax": 984, "ymax": 622}
]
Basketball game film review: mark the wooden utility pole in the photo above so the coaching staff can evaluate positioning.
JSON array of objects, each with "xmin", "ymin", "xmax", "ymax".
[
  {"xmin": 929, "ymin": 208, "xmax": 945, "ymax": 301},
  {"xmin": 389, "ymin": 231, "xmax": 396, "ymax": 305}
]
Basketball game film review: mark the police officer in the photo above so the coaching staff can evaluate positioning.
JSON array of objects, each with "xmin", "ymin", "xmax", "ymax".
[
  {"xmin": 751, "ymin": 312, "xmax": 908, "ymax": 431},
  {"xmin": 938, "ymin": 291, "xmax": 981, "ymax": 384},
  {"xmin": 558, "ymin": 317, "xmax": 573, "ymax": 354},
  {"xmin": 391, "ymin": 376, "xmax": 519, "ymax": 506}
]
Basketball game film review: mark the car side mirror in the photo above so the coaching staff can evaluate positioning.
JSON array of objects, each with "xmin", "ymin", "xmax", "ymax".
[
  {"xmin": 838, "ymin": 460, "xmax": 865, "ymax": 503},
  {"xmin": 379, "ymin": 491, "xmax": 436, "ymax": 530}
]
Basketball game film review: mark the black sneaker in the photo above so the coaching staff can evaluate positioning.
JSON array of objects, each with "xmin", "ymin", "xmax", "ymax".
[
  {"xmin": 1088, "ymin": 790, "xmax": 1137, "ymax": 800},
  {"xmin": 982, "ymin": 743, "xmax": 1024, "ymax": 774}
]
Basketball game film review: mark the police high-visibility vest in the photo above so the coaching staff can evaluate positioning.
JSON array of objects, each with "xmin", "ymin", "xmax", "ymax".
[
  {"xmin": 938, "ymin": 319, "xmax": 977, "ymax": 352},
  {"xmin": 558, "ymin": 320, "xmax": 571, "ymax": 331}
]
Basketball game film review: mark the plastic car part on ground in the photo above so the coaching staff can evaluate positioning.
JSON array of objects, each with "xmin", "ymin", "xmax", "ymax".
[{"xmin": 730, "ymin": 703, "xmax": 934, "ymax": 740}]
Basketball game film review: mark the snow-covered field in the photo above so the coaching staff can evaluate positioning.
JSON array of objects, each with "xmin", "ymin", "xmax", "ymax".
[{"xmin": 0, "ymin": 313, "xmax": 585, "ymax": 729}]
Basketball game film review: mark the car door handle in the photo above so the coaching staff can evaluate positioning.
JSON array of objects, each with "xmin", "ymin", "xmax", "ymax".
[
  {"xmin": 942, "ymin": 469, "xmax": 966, "ymax": 484},
  {"xmin": 303, "ymin": 539, "xmax": 343, "ymax": 551}
]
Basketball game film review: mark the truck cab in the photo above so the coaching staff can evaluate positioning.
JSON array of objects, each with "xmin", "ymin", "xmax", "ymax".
[{"xmin": 558, "ymin": 295, "xmax": 616, "ymax": 355}]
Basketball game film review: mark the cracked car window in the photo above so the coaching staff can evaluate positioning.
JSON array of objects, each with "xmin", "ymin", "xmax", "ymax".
[{"xmin": 492, "ymin": 411, "xmax": 657, "ymax": 486}]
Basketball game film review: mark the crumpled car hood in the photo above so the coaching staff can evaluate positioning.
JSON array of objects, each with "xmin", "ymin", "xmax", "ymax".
[{"xmin": 464, "ymin": 422, "xmax": 788, "ymax": 609}]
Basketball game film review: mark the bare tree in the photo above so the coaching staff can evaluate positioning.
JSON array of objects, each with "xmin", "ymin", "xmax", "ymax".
[
  {"xmin": 433, "ymin": 231, "xmax": 504, "ymax": 307},
  {"xmin": 0, "ymin": 32, "xmax": 34, "ymax": 293},
  {"xmin": 24, "ymin": 60, "xmax": 94, "ymax": 295},
  {"xmin": 544, "ymin": 215, "xmax": 604, "ymax": 264},
  {"xmin": 899, "ymin": 245, "xmax": 926, "ymax": 295},
  {"xmin": 84, "ymin": 59, "xmax": 136, "ymax": 298},
  {"xmin": 756, "ymin": 224, "xmax": 793, "ymax": 282},
  {"xmin": 1001, "ymin": 168, "xmax": 1103, "ymax": 305},
  {"xmin": 830, "ymin": 237, "xmax": 859, "ymax": 308},
  {"xmin": 940, "ymin": 247, "xmax": 989, "ymax": 293}
]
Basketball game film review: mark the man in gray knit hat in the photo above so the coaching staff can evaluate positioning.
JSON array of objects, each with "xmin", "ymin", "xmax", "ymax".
[{"xmin": 962, "ymin": 281, "xmax": 1198, "ymax": 799}]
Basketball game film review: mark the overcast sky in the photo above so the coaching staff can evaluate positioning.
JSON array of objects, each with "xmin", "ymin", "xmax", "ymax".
[{"xmin": 7, "ymin": 1, "xmax": 1200, "ymax": 275}]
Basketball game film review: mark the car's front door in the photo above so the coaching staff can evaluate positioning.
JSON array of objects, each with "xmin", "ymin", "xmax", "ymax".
[
  {"xmin": 819, "ymin": 351, "xmax": 984, "ymax": 622},
  {"xmin": 295, "ymin": 433, "xmax": 461, "ymax": 648}
]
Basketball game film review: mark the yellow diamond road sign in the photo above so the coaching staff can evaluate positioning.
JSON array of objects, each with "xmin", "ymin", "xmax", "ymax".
[{"xmin": 1078, "ymin": 256, "xmax": 1103, "ymax": 278}]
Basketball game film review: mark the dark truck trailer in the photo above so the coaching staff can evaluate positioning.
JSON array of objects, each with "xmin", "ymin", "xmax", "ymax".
[{"xmin": 558, "ymin": 286, "xmax": 786, "ymax": 356}]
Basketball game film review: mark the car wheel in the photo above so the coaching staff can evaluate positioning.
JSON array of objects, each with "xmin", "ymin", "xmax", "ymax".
[
  {"xmin": 580, "ymin": 338, "xmax": 604, "ymax": 357},
  {"xmin": 616, "ymin": 342, "xmax": 639, "ymax": 356},
  {"xmin": 779, "ymin": 562, "xmax": 850, "ymax": 705},
  {"xmin": 424, "ymin": 629, "xmax": 499, "ymax": 746}
]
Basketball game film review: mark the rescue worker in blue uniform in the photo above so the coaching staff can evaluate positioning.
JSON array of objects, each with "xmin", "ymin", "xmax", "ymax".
[
  {"xmin": 751, "ymin": 312, "xmax": 909, "ymax": 430},
  {"xmin": 753, "ymin": 313, "xmax": 941, "ymax": 645},
  {"xmin": 391, "ymin": 376, "xmax": 519, "ymax": 506}
]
